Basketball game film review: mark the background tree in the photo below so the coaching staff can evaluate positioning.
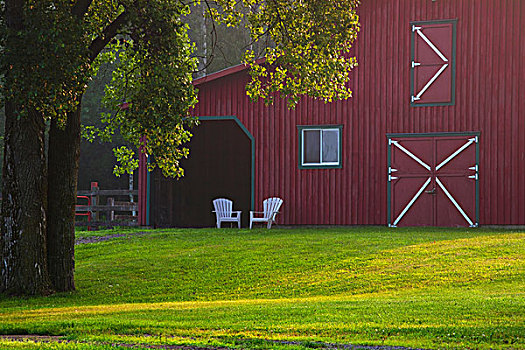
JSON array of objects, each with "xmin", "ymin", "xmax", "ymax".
[
  {"xmin": 77, "ymin": 64, "xmax": 132, "ymax": 192},
  {"xmin": 0, "ymin": 0, "xmax": 360, "ymax": 296}
]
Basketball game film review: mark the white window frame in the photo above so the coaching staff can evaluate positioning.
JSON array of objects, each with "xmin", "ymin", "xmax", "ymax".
[{"xmin": 298, "ymin": 125, "xmax": 342, "ymax": 169}]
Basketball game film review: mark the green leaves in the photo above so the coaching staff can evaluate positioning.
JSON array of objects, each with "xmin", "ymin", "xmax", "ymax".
[
  {"xmin": 113, "ymin": 145, "xmax": 139, "ymax": 176},
  {"xmin": 96, "ymin": 1, "xmax": 199, "ymax": 177},
  {"xmin": 0, "ymin": 0, "xmax": 91, "ymax": 120},
  {"xmin": 242, "ymin": 0, "xmax": 360, "ymax": 108}
]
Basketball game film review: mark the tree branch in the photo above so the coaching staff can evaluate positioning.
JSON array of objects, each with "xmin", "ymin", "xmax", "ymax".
[
  {"xmin": 88, "ymin": 11, "xmax": 129, "ymax": 61},
  {"xmin": 71, "ymin": 0, "xmax": 94, "ymax": 19}
]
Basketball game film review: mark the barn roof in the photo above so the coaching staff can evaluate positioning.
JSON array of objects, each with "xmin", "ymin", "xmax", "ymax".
[
  {"xmin": 193, "ymin": 58, "xmax": 266, "ymax": 86},
  {"xmin": 193, "ymin": 63, "xmax": 248, "ymax": 86}
]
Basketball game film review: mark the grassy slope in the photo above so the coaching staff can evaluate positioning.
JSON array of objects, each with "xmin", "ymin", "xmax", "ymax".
[{"xmin": 0, "ymin": 227, "xmax": 524, "ymax": 349}]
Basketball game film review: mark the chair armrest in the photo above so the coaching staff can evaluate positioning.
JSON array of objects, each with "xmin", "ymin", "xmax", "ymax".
[
  {"xmin": 250, "ymin": 211, "xmax": 265, "ymax": 214},
  {"xmin": 232, "ymin": 211, "xmax": 242, "ymax": 218}
]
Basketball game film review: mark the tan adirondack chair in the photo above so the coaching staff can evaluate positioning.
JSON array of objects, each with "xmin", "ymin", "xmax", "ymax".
[
  {"xmin": 212, "ymin": 198, "xmax": 242, "ymax": 228},
  {"xmin": 250, "ymin": 197, "xmax": 283, "ymax": 229}
]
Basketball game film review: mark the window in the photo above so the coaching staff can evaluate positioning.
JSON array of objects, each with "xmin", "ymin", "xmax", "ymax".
[
  {"xmin": 410, "ymin": 19, "xmax": 456, "ymax": 106},
  {"xmin": 298, "ymin": 125, "xmax": 342, "ymax": 168}
]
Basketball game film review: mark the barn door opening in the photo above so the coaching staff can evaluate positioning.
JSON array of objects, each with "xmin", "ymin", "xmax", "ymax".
[
  {"xmin": 150, "ymin": 117, "xmax": 253, "ymax": 227},
  {"xmin": 387, "ymin": 133, "xmax": 479, "ymax": 227}
]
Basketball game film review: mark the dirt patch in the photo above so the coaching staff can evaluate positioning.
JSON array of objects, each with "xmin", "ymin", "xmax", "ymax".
[
  {"xmin": 1, "ymin": 335, "xmax": 63, "ymax": 342},
  {"xmin": 75, "ymin": 231, "xmax": 151, "ymax": 245}
]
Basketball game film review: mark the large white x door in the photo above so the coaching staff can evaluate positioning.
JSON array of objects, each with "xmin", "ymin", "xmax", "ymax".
[{"xmin": 388, "ymin": 134, "xmax": 479, "ymax": 227}]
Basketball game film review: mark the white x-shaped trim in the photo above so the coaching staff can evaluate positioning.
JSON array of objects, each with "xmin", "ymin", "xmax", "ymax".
[
  {"xmin": 436, "ymin": 137, "xmax": 477, "ymax": 171},
  {"xmin": 390, "ymin": 138, "xmax": 477, "ymax": 227},
  {"xmin": 390, "ymin": 140, "xmax": 431, "ymax": 171},
  {"xmin": 393, "ymin": 177, "xmax": 432, "ymax": 227},
  {"xmin": 391, "ymin": 139, "xmax": 433, "ymax": 226},
  {"xmin": 413, "ymin": 64, "xmax": 448, "ymax": 102},
  {"xmin": 412, "ymin": 26, "xmax": 449, "ymax": 102},
  {"xmin": 435, "ymin": 177, "xmax": 474, "ymax": 226},
  {"xmin": 415, "ymin": 28, "xmax": 448, "ymax": 62}
]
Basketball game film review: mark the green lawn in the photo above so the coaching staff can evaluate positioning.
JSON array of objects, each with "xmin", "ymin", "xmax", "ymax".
[{"xmin": 0, "ymin": 227, "xmax": 524, "ymax": 349}]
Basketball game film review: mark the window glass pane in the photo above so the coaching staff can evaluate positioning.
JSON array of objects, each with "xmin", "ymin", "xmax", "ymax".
[
  {"xmin": 322, "ymin": 129, "xmax": 339, "ymax": 163},
  {"xmin": 304, "ymin": 130, "xmax": 320, "ymax": 164}
]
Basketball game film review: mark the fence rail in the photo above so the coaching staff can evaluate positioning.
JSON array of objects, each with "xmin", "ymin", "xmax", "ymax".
[
  {"xmin": 76, "ymin": 182, "xmax": 139, "ymax": 229},
  {"xmin": 77, "ymin": 190, "xmax": 139, "ymax": 196},
  {"xmin": 75, "ymin": 221, "xmax": 139, "ymax": 228},
  {"xmin": 76, "ymin": 204, "xmax": 138, "ymax": 212}
]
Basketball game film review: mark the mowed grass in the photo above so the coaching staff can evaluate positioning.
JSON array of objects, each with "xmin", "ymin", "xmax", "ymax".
[{"xmin": 0, "ymin": 227, "xmax": 524, "ymax": 349}]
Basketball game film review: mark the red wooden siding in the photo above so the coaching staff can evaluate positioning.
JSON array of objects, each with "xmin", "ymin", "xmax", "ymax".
[{"xmin": 189, "ymin": 0, "xmax": 525, "ymax": 225}]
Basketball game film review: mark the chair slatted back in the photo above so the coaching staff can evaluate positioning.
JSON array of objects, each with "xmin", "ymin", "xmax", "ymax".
[
  {"xmin": 263, "ymin": 197, "xmax": 283, "ymax": 219},
  {"xmin": 213, "ymin": 198, "xmax": 232, "ymax": 218}
]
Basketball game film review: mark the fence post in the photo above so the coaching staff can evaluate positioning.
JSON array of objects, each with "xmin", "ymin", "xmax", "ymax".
[
  {"xmin": 107, "ymin": 197, "xmax": 115, "ymax": 222},
  {"xmin": 91, "ymin": 182, "xmax": 99, "ymax": 221},
  {"xmin": 129, "ymin": 172, "xmax": 136, "ymax": 217}
]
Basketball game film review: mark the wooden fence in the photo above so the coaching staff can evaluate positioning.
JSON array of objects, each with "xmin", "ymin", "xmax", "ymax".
[{"xmin": 76, "ymin": 182, "xmax": 139, "ymax": 229}]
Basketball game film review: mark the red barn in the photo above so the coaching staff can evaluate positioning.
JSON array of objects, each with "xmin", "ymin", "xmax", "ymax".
[{"xmin": 140, "ymin": 0, "xmax": 525, "ymax": 227}]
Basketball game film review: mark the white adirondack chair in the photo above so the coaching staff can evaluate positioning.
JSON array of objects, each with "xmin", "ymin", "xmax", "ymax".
[
  {"xmin": 249, "ymin": 197, "xmax": 283, "ymax": 229},
  {"xmin": 212, "ymin": 198, "xmax": 242, "ymax": 228}
]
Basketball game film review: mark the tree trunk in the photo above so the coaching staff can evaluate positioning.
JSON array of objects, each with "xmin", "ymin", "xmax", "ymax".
[
  {"xmin": 0, "ymin": 102, "xmax": 52, "ymax": 296},
  {"xmin": 46, "ymin": 105, "xmax": 82, "ymax": 292},
  {"xmin": 1, "ymin": 0, "xmax": 53, "ymax": 296}
]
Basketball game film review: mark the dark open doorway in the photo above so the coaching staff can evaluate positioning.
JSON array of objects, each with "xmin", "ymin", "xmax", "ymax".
[{"xmin": 150, "ymin": 117, "xmax": 253, "ymax": 227}]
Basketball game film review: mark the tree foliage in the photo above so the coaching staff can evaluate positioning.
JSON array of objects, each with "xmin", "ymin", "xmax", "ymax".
[
  {"xmin": 1, "ymin": 0, "xmax": 361, "ymax": 178},
  {"xmin": 0, "ymin": 1, "xmax": 90, "ymax": 120},
  {"xmin": 87, "ymin": 0, "xmax": 360, "ymax": 177},
  {"xmin": 231, "ymin": 0, "xmax": 360, "ymax": 107},
  {"xmin": 95, "ymin": 5, "xmax": 199, "ymax": 178}
]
